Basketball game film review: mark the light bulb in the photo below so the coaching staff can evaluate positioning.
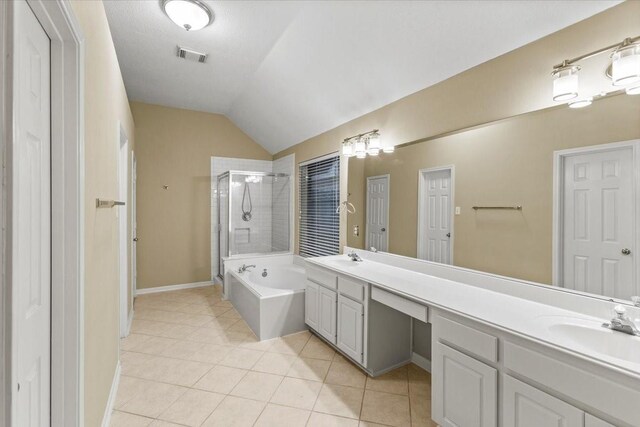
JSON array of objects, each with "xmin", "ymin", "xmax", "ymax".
[
  {"xmin": 626, "ymin": 84, "xmax": 640, "ymax": 95},
  {"xmin": 568, "ymin": 97, "xmax": 592, "ymax": 109},
  {"xmin": 354, "ymin": 138, "xmax": 366, "ymax": 156}
]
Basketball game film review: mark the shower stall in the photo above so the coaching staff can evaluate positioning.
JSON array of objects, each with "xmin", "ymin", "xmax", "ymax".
[{"xmin": 217, "ymin": 171, "xmax": 291, "ymax": 277}]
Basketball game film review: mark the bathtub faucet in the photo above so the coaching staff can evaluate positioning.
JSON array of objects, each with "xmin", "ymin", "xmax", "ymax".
[{"xmin": 238, "ymin": 264, "xmax": 256, "ymax": 273}]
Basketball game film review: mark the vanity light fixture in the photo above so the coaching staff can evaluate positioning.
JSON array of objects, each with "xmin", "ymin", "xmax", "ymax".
[
  {"xmin": 568, "ymin": 97, "xmax": 592, "ymax": 109},
  {"xmin": 611, "ymin": 40, "xmax": 640, "ymax": 86},
  {"xmin": 551, "ymin": 35, "xmax": 640, "ymax": 107},
  {"xmin": 626, "ymin": 84, "xmax": 640, "ymax": 95},
  {"xmin": 342, "ymin": 130, "xmax": 392, "ymax": 158},
  {"xmin": 552, "ymin": 64, "xmax": 580, "ymax": 101},
  {"xmin": 162, "ymin": 0, "xmax": 214, "ymax": 32}
]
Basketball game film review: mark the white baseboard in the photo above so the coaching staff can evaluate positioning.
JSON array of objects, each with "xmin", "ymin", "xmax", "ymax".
[
  {"xmin": 126, "ymin": 308, "xmax": 134, "ymax": 336},
  {"xmin": 101, "ymin": 361, "xmax": 121, "ymax": 427},
  {"xmin": 411, "ymin": 352, "xmax": 432, "ymax": 373},
  {"xmin": 135, "ymin": 280, "xmax": 213, "ymax": 296}
]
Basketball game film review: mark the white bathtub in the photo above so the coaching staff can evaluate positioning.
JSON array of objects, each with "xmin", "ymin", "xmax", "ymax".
[{"xmin": 223, "ymin": 254, "xmax": 307, "ymax": 340}]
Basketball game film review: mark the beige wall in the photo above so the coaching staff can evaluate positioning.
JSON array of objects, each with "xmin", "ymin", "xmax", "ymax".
[
  {"xmin": 274, "ymin": 2, "xmax": 640, "ymax": 257},
  {"xmin": 351, "ymin": 94, "xmax": 640, "ymax": 284},
  {"xmin": 131, "ymin": 102, "xmax": 271, "ymax": 289},
  {"xmin": 69, "ymin": 1, "xmax": 136, "ymax": 426}
]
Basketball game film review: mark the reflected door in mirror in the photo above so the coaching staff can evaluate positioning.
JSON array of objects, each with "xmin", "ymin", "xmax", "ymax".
[
  {"xmin": 561, "ymin": 146, "xmax": 635, "ymax": 299},
  {"xmin": 419, "ymin": 168, "xmax": 453, "ymax": 264},
  {"xmin": 366, "ymin": 175, "xmax": 389, "ymax": 252}
]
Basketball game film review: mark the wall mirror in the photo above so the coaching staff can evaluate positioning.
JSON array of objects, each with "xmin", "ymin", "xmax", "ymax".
[{"xmin": 347, "ymin": 93, "xmax": 640, "ymax": 303}]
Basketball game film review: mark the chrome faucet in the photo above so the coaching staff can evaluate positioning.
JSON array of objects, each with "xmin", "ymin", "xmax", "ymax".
[
  {"xmin": 238, "ymin": 264, "xmax": 256, "ymax": 273},
  {"xmin": 347, "ymin": 250, "xmax": 363, "ymax": 262},
  {"xmin": 602, "ymin": 305, "xmax": 640, "ymax": 336}
]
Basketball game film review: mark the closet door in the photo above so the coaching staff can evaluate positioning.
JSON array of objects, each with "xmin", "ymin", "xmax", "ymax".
[
  {"xmin": 318, "ymin": 286, "xmax": 337, "ymax": 345},
  {"xmin": 337, "ymin": 295, "xmax": 363, "ymax": 363}
]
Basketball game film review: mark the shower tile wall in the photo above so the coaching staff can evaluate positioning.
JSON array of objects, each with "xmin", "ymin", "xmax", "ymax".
[
  {"xmin": 211, "ymin": 155, "xmax": 294, "ymax": 279},
  {"xmin": 272, "ymin": 155, "xmax": 294, "ymax": 252}
]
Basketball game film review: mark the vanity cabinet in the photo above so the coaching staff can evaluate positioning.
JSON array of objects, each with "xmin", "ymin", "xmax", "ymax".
[
  {"xmin": 433, "ymin": 310, "xmax": 636, "ymax": 427},
  {"xmin": 434, "ymin": 342, "xmax": 497, "ymax": 427},
  {"xmin": 305, "ymin": 261, "xmax": 412, "ymax": 375},
  {"xmin": 337, "ymin": 294, "xmax": 364, "ymax": 363},
  {"xmin": 503, "ymin": 375, "xmax": 583, "ymax": 427}
]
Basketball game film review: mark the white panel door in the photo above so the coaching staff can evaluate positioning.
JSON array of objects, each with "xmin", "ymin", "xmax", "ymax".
[
  {"xmin": 433, "ymin": 343, "xmax": 497, "ymax": 427},
  {"xmin": 318, "ymin": 286, "xmax": 337, "ymax": 345},
  {"xmin": 305, "ymin": 280, "xmax": 320, "ymax": 331},
  {"xmin": 13, "ymin": 1, "xmax": 51, "ymax": 425},
  {"xmin": 423, "ymin": 169, "xmax": 452, "ymax": 264},
  {"xmin": 562, "ymin": 147, "xmax": 634, "ymax": 299},
  {"xmin": 366, "ymin": 175, "xmax": 389, "ymax": 252},
  {"xmin": 503, "ymin": 375, "xmax": 583, "ymax": 427},
  {"xmin": 132, "ymin": 155, "xmax": 138, "ymax": 298},
  {"xmin": 337, "ymin": 295, "xmax": 363, "ymax": 363}
]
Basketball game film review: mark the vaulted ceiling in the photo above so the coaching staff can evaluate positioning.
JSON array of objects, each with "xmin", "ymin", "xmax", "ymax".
[{"xmin": 104, "ymin": 1, "xmax": 620, "ymax": 154}]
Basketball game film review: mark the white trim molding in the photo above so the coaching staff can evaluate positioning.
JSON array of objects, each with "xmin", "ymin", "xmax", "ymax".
[
  {"xmin": 135, "ymin": 281, "xmax": 214, "ymax": 296},
  {"xmin": 100, "ymin": 361, "xmax": 121, "ymax": 427},
  {"xmin": 417, "ymin": 165, "xmax": 455, "ymax": 263},
  {"xmin": 552, "ymin": 139, "xmax": 640, "ymax": 298},
  {"xmin": 411, "ymin": 352, "xmax": 432, "ymax": 373}
]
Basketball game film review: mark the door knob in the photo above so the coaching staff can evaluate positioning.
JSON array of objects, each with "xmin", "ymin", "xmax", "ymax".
[
  {"xmin": 622, "ymin": 248, "xmax": 631, "ymax": 255},
  {"xmin": 446, "ymin": 232, "xmax": 451, "ymax": 238},
  {"xmin": 133, "ymin": 237, "xmax": 139, "ymax": 242},
  {"xmin": 381, "ymin": 228, "xmax": 386, "ymax": 232}
]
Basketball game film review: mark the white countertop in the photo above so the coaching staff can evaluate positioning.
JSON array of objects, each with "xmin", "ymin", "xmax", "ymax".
[{"xmin": 306, "ymin": 254, "xmax": 640, "ymax": 378}]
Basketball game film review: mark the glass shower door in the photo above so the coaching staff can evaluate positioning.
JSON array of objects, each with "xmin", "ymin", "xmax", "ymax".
[{"xmin": 217, "ymin": 173, "xmax": 229, "ymax": 277}]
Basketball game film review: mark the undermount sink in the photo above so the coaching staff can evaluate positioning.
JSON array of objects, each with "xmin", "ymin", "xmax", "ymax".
[
  {"xmin": 540, "ymin": 316, "xmax": 640, "ymax": 366},
  {"xmin": 325, "ymin": 258, "xmax": 363, "ymax": 268}
]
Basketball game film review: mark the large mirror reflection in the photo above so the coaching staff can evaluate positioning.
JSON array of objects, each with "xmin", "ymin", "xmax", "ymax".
[{"xmin": 347, "ymin": 93, "xmax": 640, "ymax": 301}]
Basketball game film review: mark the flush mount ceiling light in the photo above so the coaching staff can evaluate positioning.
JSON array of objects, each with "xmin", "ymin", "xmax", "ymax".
[
  {"xmin": 342, "ymin": 130, "xmax": 392, "ymax": 159},
  {"xmin": 162, "ymin": 0, "xmax": 213, "ymax": 31},
  {"xmin": 551, "ymin": 35, "xmax": 640, "ymax": 108}
]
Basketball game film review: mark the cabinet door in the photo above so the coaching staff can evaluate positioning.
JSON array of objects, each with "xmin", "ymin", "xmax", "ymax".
[
  {"xmin": 585, "ymin": 414, "xmax": 614, "ymax": 427},
  {"xmin": 318, "ymin": 286, "xmax": 337, "ymax": 345},
  {"xmin": 433, "ymin": 343, "xmax": 497, "ymax": 427},
  {"xmin": 305, "ymin": 280, "xmax": 319, "ymax": 331},
  {"xmin": 503, "ymin": 375, "xmax": 584, "ymax": 427},
  {"xmin": 337, "ymin": 295, "xmax": 364, "ymax": 363}
]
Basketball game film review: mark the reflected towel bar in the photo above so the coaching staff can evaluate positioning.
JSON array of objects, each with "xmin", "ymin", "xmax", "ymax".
[
  {"xmin": 96, "ymin": 199, "xmax": 126, "ymax": 208},
  {"xmin": 472, "ymin": 205, "xmax": 522, "ymax": 211}
]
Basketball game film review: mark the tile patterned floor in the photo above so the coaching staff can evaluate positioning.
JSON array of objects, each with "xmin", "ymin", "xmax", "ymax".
[{"xmin": 111, "ymin": 285, "xmax": 438, "ymax": 427}]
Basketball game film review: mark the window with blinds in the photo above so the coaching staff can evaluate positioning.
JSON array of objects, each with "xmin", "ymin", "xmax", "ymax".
[{"xmin": 299, "ymin": 155, "xmax": 340, "ymax": 257}]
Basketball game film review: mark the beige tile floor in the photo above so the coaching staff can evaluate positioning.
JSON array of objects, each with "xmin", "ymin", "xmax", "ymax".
[{"xmin": 111, "ymin": 285, "xmax": 438, "ymax": 427}]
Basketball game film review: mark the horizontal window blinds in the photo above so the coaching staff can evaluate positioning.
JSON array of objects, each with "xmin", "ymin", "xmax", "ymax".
[{"xmin": 299, "ymin": 155, "xmax": 340, "ymax": 258}]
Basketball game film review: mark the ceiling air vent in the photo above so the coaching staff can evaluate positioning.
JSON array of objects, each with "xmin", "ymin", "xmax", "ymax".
[{"xmin": 176, "ymin": 46, "xmax": 208, "ymax": 63}]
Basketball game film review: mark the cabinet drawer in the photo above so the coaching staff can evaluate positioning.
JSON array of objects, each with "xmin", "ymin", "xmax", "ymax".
[
  {"xmin": 306, "ymin": 265, "xmax": 337, "ymax": 289},
  {"xmin": 371, "ymin": 287, "xmax": 428, "ymax": 322},
  {"xmin": 436, "ymin": 316, "xmax": 498, "ymax": 363},
  {"xmin": 338, "ymin": 276, "xmax": 365, "ymax": 301}
]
